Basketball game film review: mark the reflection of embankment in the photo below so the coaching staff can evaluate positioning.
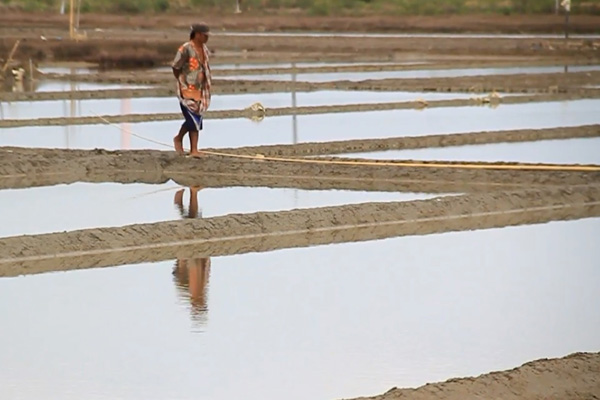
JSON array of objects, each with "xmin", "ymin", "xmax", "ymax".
[
  {"xmin": 1, "ymin": 140, "xmax": 598, "ymax": 192},
  {"xmin": 1, "ymin": 186, "xmax": 599, "ymax": 277}
]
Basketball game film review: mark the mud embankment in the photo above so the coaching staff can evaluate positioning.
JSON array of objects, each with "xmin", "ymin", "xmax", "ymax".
[
  {"xmin": 2, "ymin": 33, "xmax": 599, "ymax": 65},
  {"xmin": 3, "ymin": 92, "xmax": 599, "ymax": 129},
  {"xmin": 228, "ymin": 125, "xmax": 600, "ymax": 157},
  {"xmin": 1, "ymin": 186, "xmax": 599, "ymax": 277},
  {"xmin": 27, "ymin": 69, "xmax": 600, "ymax": 90},
  {"xmin": 2, "ymin": 67, "xmax": 599, "ymax": 103},
  {"xmin": 2, "ymin": 12, "xmax": 600, "ymax": 35},
  {"xmin": 1, "ymin": 140, "xmax": 598, "ymax": 192},
  {"xmin": 350, "ymin": 352, "xmax": 600, "ymax": 400}
]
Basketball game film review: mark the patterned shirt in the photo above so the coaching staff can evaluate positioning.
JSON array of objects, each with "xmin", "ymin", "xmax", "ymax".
[{"xmin": 172, "ymin": 41, "xmax": 212, "ymax": 113}]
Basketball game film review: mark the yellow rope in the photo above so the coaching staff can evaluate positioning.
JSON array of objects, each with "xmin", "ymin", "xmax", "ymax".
[
  {"xmin": 197, "ymin": 149, "xmax": 600, "ymax": 171},
  {"xmin": 94, "ymin": 114, "xmax": 600, "ymax": 172}
]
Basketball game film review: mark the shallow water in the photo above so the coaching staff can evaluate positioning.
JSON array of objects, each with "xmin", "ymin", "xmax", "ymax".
[
  {"xmin": 41, "ymin": 61, "xmax": 428, "ymax": 76},
  {"xmin": 341, "ymin": 137, "xmax": 600, "ymax": 165},
  {"xmin": 220, "ymin": 65, "xmax": 600, "ymax": 82},
  {"xmin": 33, "ymin": 81, "xmax": 152, "ymax": 92},
  {"xmin": 0, "ymin": 183, "xmax": 440, "ymax": 238},
  {"xmin": 37, "ymin": 66, "xmax": 98, "ymax": 75},
  {"xmin": 152, "ymin": 61, "xmax": 429, "ymax": 72},
  {"xmin": 1, "ymin": 217, "xmax": 598, "ymax": 400},
  {"xmin": 218, "ymin": 32, "xmax": 600, "ymax": 39},
  {"xmin": 1, "ymin": 99, "xmax": 598, "ymax": 151},
  {"xmin": 0, "ymin": 91, "xmax": 475, "ymax": 120}
]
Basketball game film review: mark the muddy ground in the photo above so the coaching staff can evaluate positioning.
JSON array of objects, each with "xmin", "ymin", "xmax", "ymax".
[
  {"xmin": 3, "ymin": 73, "xmax": 600, "ymax": 104},
  {"xmin": 1, "ymin": 185, "xmax": 599, "ymax": 277},
  {"xmin": 1, "ymin": 12, "xmax": 600, "ymax": 400},
  {"xmin": 0, "ymin": 93, "xmax": 591, "ymax": 128},
  {"xmin": 2, "ymin": 11, "xmax": 600, "ymax": 34},
  {"xmin": 353, "ymin": 352, "xmax": 600, "ymax": 400},
  {"xmin": 1, "ymin": 12, "xmax": 600, "ymax": 68},
  {"xmin": 1, "ymin": 133, "xmax": 599, "ymax": 191}
]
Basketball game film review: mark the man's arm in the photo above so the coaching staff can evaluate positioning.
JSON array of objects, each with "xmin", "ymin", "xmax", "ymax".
[
  {"xmin": 172, "ymin": 67, "xmax": 181, "ymax": 80},
  {"xmin": 171, "ymin": 44, "xmax": 187, "ymax": 86}
]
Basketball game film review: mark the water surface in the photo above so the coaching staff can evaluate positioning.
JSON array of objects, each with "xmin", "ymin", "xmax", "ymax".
[
  {"xmin": 0, "ymin": 91, "xmax": 474, "ymax": 120},
  {"xmin": 1, "ymin": 217, "xmax": 598, "ymax": 400},
  {"xmin": 2, "ymin": 99, "xmax": 597, "ymax": 151},
  {"xmin": 221, "ymin": 65, "xmax": 600, "ymax": 82},
  {"xmin": 341, "ymin": 137, "xmax": 600, "ymax": 165},
  {"xmin": 0, "ymin": 183, "xmax": 441, "ymax": 238}
]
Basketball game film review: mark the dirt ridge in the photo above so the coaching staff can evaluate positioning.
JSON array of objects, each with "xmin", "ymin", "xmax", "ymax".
[
  {"xmin": 347, "ymin": 352, "xmax": 600, "ymax": 400},
  {"xmin": 1, "ymin": 185, "xmax": 599, "ymax": 277}
]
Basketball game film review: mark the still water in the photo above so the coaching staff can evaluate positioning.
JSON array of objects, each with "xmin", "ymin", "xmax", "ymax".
[
  {"xmin": 34, "ymin": 81, "xmax": 152, "ymax": 92},
  {"xmin": 0, "ymin": 91, "xmax": 474, "ymax": 120},
  {"xmin": 1, "ymin": 100, "xmax": 598, "ymax": 151},
  {"xmin": 1, "ymin": 217, "xmax": 598, "ymax": 400},
  {"xmin": 220, "ymin": 65, "xmax": 600, "ymax": 82},
  {"xmin": 218, "ymin": 32, "xmax": 600, "ymax": 39},
  {"xmin": 341, "ymin": 137, "xmax": 600, "ymax": 165},
  {"xmin": 0, "ymin": 183, "xmax": 440, "ymax": 238}
]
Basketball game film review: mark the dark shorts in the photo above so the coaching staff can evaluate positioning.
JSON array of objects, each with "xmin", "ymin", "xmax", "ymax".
[{"xmin": 180, "ymin": 103, "xmax": 203, "ymax": 131}]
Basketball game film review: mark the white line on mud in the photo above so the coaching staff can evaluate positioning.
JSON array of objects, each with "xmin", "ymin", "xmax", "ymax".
[{"xmin": 1, "ymin": 200, "xmax": 599, "ymax": 265}]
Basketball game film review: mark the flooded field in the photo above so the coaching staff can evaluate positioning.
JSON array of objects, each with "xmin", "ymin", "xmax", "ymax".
[
  {"xmin": 342, "ymin": 137, "xmax": 600, "ymax": 165},
  {"xmin": 1, "ymin": 21, "xmax": 600, "ymax": 400},
  {"xmin": 0, "ymin": 182, "xmax": 441, "ymax": 238},
  {"xmin": 1, "ymin": 217, "xmax": 599, "ymax": 400},
  {"xmin": 0, "ymin": 91, "xmax": 476, "ymax": 120},
  {"xmin": 220, "ymin": 65, "xmax": 600, "ymax": 82},
  {"xmin": 2, "ymin": 100, "xmax": 600, "ymax": 150}
]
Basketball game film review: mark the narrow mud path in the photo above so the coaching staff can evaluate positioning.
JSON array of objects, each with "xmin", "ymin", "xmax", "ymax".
[
  {"xmin": 2, "ymin": 92, "xmax": 599, "ymax": 128},
  {"xmin": 20, "ymin": 69, "xmax": 600, "ymax": 92},
  {"xmin": 2, "ymin": 137, "xmax": 598, "ymax": 192},
  {"xmin": 3, "ymin": 68, "xmax": 599, "ymax": 102},
  {"xmin": 1, "ymin": 186, "xmax": 598, "ymax": 277}
]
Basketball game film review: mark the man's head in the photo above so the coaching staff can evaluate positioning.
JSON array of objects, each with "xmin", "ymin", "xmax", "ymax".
[{"xmin": 190, "ymin": 23, "xmax": 210, "ymax": 44}]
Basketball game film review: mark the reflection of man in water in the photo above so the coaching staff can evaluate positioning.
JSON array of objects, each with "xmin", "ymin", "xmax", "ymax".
[{"xmin": 172, "ymin": 186, "xmax": 211, "ymax": 324}]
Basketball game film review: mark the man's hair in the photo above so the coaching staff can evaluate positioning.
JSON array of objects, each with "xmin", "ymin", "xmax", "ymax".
[{"xmin": 190, "ymin": 23, "xmax": 210, "ymax": 40}]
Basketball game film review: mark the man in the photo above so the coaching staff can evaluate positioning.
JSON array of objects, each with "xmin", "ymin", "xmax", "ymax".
[{"xmin": 171, "ymin": 23, "xmax": 212, "ymax": 157}]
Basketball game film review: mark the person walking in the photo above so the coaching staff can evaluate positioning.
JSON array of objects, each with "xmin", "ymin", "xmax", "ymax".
[{"xmin": 171, "ymin": 23, "xmax": 212, "ymax": 156}]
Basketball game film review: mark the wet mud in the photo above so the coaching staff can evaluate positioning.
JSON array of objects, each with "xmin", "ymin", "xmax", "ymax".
[
  {"xmin": 350, "ymin": 352, "xmax": 600, "ymax": 400},
  {"xmin": 2, "ymin": 64, "xmax": 599, "ymax": 103},
  {"xmin": 2, "ymin": 12, "xmax": 600, "ymax": 35},
  {"xmin": 24, "ymin": 69, "xmax": 600, "ymax": 92},
  {"xmin": 2, "ymin": 29, "xmax": 599, "ymax": 67},
  {"xmin": 1, "ymin": 185, "xmax": 598, "ymax": 278},
  {"xmin": 1, "ymin": 139, "xmax": 598, "ymax": 192},
  {"xmin": 2, "ymin": 92, "xmax": 599, "ymax": 128}
]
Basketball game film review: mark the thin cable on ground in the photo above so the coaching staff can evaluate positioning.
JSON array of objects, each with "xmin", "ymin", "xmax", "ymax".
[{"xmin": 94, "ymin": 113, "xmax": 172, "ymax": 149}]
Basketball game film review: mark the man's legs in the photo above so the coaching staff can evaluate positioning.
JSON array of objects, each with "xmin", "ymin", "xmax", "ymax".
[
  {"xmin": 178, "ymin": 103, "xmax": 204, "ymax": 156},
  {"xmin": 174, "ymin": 123, "xmax": 188, "ymax": 154},
  {"xmin": 189, "ymin": 130, "xmax": 201, "ymax": 157}
]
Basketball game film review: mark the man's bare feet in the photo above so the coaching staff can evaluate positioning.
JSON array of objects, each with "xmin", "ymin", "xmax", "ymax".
[
  {"xmin": 173, "ymin": 136, "xmax": 184, "ymax": 155},
  {"xmin": 189, "ymin": 151, "xmax": 205, "ymax": 158}
]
